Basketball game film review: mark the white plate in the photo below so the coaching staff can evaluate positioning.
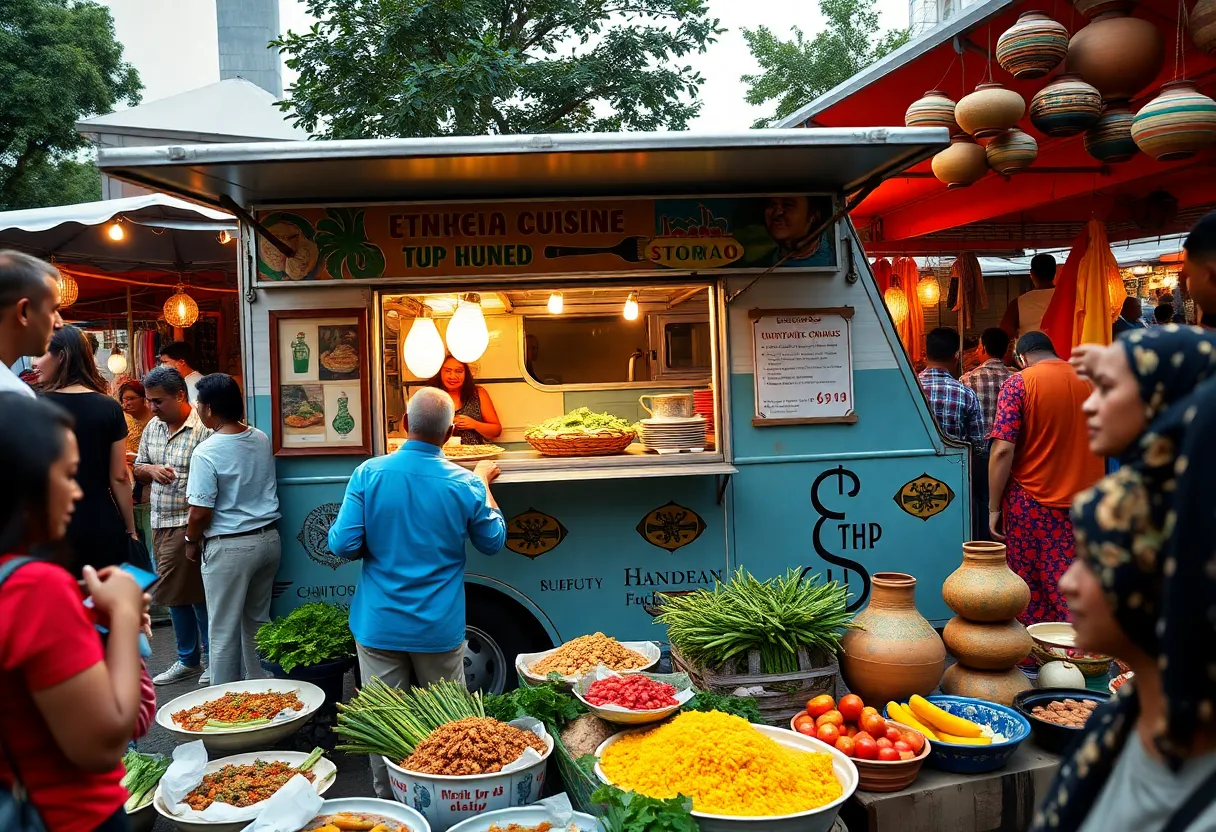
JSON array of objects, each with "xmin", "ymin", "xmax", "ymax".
[
  {"xmin": 642, "ymin": 415, "xmax": 705, "ymax": 425},
  {"xmin": 153, "ymin": 750, "xmax": 337, "ymax": 832},
  {"xmin": 447, "ymin": 805, "xmax": 602, "ymax": 831},
  {"xmin": 572, "ymin": 678, "xmax": 695, "ymax": 725},
  {"xmin": 154, "ymin": 679, "xmax": 325, "ymax": 753},
  {"xmin": 516, "ymin": 641, "xmax": 661, "ymax": 687},
  {"xmin": 307, "ymin": 797, "xmax": 432, "ymax": 832}
]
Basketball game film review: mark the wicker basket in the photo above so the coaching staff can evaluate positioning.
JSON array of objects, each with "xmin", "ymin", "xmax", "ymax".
[
  {"xmin": 525, "ymin": 429, "xmax": 635, "ymax": 457},
  {"xmin": 671, "ymin": 644, "xmax": 838, "ymax": 727}
]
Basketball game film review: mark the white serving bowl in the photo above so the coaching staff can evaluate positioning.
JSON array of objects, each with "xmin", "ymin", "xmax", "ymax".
[
  {"xmin": 572, "ymin": 673, "xmax": 695, "ymax": 726},
  {"xmin": 446, "ymin": 805, "xmax": 603, "ymax": 831},
  {"xmin": 155, "ymin": 678, "xmax": 325, "ymax": 753},
  {"xmin": 307, "ymin": 797, "xmax": 432, "ymax": 832},
  {"xmin": 595, "ymin": 723, "xmax": 858, "ymax": 832},
  {"xmin": 516, "ymin": 641, "xmax": 661, "ymax": 688},
  {"xmin": 152, "ymin": 749, "xmax": 337, "ymax": 832},
  {"xmin": 383, "ymin": 732, "xmax": 555, "ymax": 832},
  {"xmin": 126, "ymin": 800, "xmax": 156, "ymax": 832}
]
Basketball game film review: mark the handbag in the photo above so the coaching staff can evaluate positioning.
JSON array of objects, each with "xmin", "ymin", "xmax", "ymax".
[
  {"xmin": 0, "ymin": 556, "xmax": 49, "ymax": 832},
  {"xmin": 126, "ymin": 533, "xmax": 153, "ymax": 573}
]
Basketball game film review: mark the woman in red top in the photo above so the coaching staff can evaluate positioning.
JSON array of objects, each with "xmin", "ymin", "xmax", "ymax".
[{"xmin": 0, "ymin": 392, "xmax": 148, "ymax": 832}]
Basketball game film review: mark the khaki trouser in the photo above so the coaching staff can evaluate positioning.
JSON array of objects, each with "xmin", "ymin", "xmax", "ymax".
[
  {"xmin": 356, "ymin": 641, "xmax": 466, "ymax": 799},
  {"xmin": 201, "ymin": 528, "xmax": 281, "ymax": 686}
]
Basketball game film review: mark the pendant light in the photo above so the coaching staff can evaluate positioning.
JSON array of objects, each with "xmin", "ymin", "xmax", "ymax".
[
  {"xmin": 403, "ymin": 306, "xmax": 445, "ymax": 378},
  {"xmin": 547, "ymin": 291, "xmax": 564, "ymax": 314},
  {"xmin": 884, "ymin": 286, "xmax": 910, "ymax": 326},
  {"xmin": 623, "ymin": 292, "xmax": 640, "ymax": 321},
  {"xmin": 107, "ymin": 219, "xmax": 125, "ymax": 241},
  {"xmin": 916, "ymin": 274, "xmax": 942, "ymax": 307},
  {"xmin": 446, "ymin": 292, "xmax": 489, "ymax": 363},
  {"xmin": 107, "ymin": 347, "xmax": 128, "ymax": 375},
  {"xmin": 164, "ymin": 283, "xmax": 199, "ymax": 328},
  {"xmin": 55, "ymin": 265, "xmax": 78, "ymax": 308}
]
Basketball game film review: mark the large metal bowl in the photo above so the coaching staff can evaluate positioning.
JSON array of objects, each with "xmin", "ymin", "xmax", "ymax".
[{"xmin": 154, "ymin": 678, "xmax": 325, "ymax": 753}]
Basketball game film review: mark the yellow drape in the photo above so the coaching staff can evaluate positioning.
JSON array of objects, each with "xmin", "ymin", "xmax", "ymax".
[{"xmin": 1075, "ymin": 219, "xmax": 1126, "ymax": 347}]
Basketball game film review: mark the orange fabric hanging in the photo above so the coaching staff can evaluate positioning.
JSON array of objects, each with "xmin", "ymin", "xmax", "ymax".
[
  {"xmin": 872, "ymin": 258, "xmax": 892, "ymax": 294},
  {"xmin": 894, "ymin": 257, "xmax": 925, "ymax": 363},
  {"xmin": 951, "ymin": 253, "xmax": 988, "ymax": 332},
  {"xmin": 1041, "ymin": 219, "xmax": 1127, "ymax": 356}
]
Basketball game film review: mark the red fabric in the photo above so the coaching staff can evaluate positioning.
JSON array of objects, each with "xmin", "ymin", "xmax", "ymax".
[
  {"xmin": 135, "ymin": 664, "xmax": 156, "ymax": 739},
  {"xmin": 1003, "ymin": 480, "xmax": 1075, "ymax": 625},
  {"xmin": 1039, "ymin": 227, "xmax": 1090, "ymax": 358},
  {"xmin": 0, "ymin": 555, "xmax": 127, "ymax": 832}
]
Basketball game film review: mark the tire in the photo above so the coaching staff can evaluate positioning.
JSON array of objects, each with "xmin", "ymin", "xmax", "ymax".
[{"xmin": 464, "ymin": 585, "xmax": 553, "ymax": 695}]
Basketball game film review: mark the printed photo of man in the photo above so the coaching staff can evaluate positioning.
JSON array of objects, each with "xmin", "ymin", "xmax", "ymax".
[{"xmin": 762, "ymin": 195, "xmax": 836, "ymax": 267}]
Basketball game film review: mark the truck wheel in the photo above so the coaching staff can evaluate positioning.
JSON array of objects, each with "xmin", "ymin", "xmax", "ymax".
[{"xmin": 464, "ymin": 586, "xmax": 553, "ymax": 695}]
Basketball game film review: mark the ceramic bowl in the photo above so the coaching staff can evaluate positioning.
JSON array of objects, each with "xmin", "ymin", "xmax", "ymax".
[
  {"xmin": 307, "ymin": 797, "xmax": 432, "ymax": 832},
  {"xmin": 515, "ymin": 641, "xmax": 661, "ymax": 688},
  {"xmin": 572, "ymin": 672, "xmax": 696, "ymax": 725},
  {"xmin": 847, "ymin": 720, "xmax": 932, "ymax": 792},
  {"xmin": 447, "ymin": 805, "xmax": 602, "ymax": 831},
  {"xmin": 922, "ymin": 695, "xmax": 1031, "ymax": 774},
  {"xmin": 154, "ymin": 678, "xmax": 326, "ymax": 753},
  {"xmin": 1026, "ymin": 623, "xmax": 1112, "ymax": 677},
  {"xmin": 1013, "ymin": 688, "xmax": 1110, "ymax": 755}
]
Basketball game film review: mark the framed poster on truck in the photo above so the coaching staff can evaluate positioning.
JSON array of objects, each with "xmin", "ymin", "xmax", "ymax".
[{"xmin": 750, "ymin": 306, "xmax": 857, "ymax": 426}]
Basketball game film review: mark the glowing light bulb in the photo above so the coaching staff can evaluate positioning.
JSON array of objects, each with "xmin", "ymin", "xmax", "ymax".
[
  {"xmin": 107, "ymin": 222, "xmax": 124, "ymax": 241},
  {"xmin": 547, "ymin": 292, "xmax": 564, "ymax": 314},
  {"xmin": 404, "ymin": 313, "xmax": 445, "ymax": 378},
  {"xmin": 446, "ymin": 293, "xmax": 489, "ymax": 363},
  {"xmin": 623, "ymin": 292, "xmax": 639, "ymax": 321},
  {"xmin": 107, "ymin": 350, "xmax": 127, "ymax": 374},
  {"xmin": 217, "ymin": 230, "xmax": 235, "ymax": 245}
]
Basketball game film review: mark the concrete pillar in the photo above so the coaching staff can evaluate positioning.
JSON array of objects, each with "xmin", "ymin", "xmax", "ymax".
[{"xmin": 216, "ymin": 0, "xmax": 282, "ymax": 97}]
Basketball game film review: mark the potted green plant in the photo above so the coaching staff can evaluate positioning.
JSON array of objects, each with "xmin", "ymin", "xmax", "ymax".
[{"xmin": 256, "ymin": 602, "xmax": 356, "ymax": 707}]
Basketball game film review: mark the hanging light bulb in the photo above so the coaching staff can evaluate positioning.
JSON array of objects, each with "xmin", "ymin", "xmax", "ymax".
[
  {"xmin": 107, "ymin": 347, "xmax": 128, "ymax": 375},
  {"xmin": 217, "ymin": 230, "xmax": 235, "ymax": 245},
  {"xmin": 107, "ymin": 220, "xmax": 125, "ymax": 241},
  {"xmin": 623, "ymin": 292, "xmax": 640, "ymax": 321},
  {"xmin": 547, "ymin": 291, "xmax": 564, "ymax": 314},
  {"xmin": 56, "ymin": 268, "xmax": 78, "ymax": 307},
  {"xmin": 916, "ymin": 275, "xmax": 942, "ymax": 307},
  {"xmin": 163, "ymin": 284, "xmax": 199, "ymax": 328},
  {"xmin": 403, "ymin": 307, "xmax": 445, "ymax": 378},
  {"xmin": 884, "ymin": 286, "xmax": 909, "ymax": 326},
  {"xmin": 445, "ymin": 292, "xmax": 489, "ymax": 363}
]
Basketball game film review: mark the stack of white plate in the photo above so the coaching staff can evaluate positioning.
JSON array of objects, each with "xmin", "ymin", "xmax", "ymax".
[{"xmin": 640, "ymin": 416, "xmax": 708, "ymax": 452}]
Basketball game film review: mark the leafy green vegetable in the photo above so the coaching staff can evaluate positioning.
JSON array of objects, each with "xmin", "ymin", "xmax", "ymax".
[
  {"xmin": 593, "ymin": 785, "xmax": 700, "ymax": 832},
  {"xmin": 483, "ymin": 679, "xmax": 586, "ymax": 727},
  {"xmin": 525, "ymin": 407, "xmax": 634, "ymax": 437},
  {"xmin": 336, "ymin": 678, "xmax": 484, "ymax": 762},
  {"xmin": 255, "ymin": 602, "xmax": 354, "ymax": 673},
  {"xmin": 680, "ymin": 691, "xmax": 765, "ymax": 724},
  {"xmin": 121, "ymin": 750, "xmax": 170, "ymax": 811}
]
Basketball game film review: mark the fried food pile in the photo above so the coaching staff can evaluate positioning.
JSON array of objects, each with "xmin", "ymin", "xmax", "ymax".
[
  {"xmin": 401, "ymin": 717, "xmax": 547, "ymax": 776},
  {"xmin": 529, "ymin": 633, "xmax": 649, "ymax": 677}
]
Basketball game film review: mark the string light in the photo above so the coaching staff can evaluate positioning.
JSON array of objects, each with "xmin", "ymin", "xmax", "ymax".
[
  {"xmin": 547, "ymin": 291, "xmax": 564, "ymax": 314},
  {"xmin": 623, "ymin": 292, "xmax": 639, "ymax": 321}
]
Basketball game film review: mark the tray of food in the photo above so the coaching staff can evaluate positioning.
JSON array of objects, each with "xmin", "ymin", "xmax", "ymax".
[
  {"xmin": 442, "ymin": 443, "xmax": 505, "ymax": 462},
  {"xmin": 516, "ymin": 634, "xmax": 660, "ymax": 687},
  {"xmin": 524, "ymin": 409, "xmax": 636, "ymax": 457},
  {"xmin": 155, "ymin": 679, "xmax": 326, "ymax": 752},
  {"xmin": 1013, "ymin": 689, "xmax": 1110, "ymax": 754}
]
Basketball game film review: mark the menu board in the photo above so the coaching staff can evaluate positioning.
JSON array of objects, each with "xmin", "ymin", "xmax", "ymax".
[{"xmin": 750, "ymin": 307, "xmax": 856, "ymax": 426}]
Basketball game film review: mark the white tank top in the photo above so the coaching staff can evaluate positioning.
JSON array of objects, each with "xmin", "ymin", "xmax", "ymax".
[{"xmin": 1017, "ymin": 288, "xmax": 1055, "ymax": 337}]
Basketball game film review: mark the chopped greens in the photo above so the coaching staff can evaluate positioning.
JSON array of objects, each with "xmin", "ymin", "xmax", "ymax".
[
  {"xmin": 255, "ymin": 602, "xmax": 354, "ymax": 673},
  {"xmin": 483, "ymin": 679, "xmax": 586, "ymax": 727},
  {"xmin": 680, "ymin": 690, "xmax": 765, "ymax": 724},
  {"xmin": 593, "ymin": 784, "xmax": 700, "ymax": 832},
  {"xmin": 525, "ymin": 408, "xmax": 634, "ymax": 437},
  {"xmin": 121, "ymin": 749, "xmax": 171, "ymax": 811}
]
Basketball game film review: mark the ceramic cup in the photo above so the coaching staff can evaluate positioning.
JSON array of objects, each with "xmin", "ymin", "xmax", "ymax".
[{"xmin": 639, "ymin": 393, "xmax": 695, "ymax": 420}]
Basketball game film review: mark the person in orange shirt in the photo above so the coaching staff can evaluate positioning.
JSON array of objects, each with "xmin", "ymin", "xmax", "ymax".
[{"xmin": 988, "ymin": 331, "xmax": 1104, "ymax": 625}]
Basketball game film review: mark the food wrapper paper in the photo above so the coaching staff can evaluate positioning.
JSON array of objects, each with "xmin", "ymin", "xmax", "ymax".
[
  {"xmin": 244, "ymin": 776, "xmax": 323, "ymax": 832},
  {"xmin": 158, "ymin": 742, "xmax": 324, "ymax": 823},
  {"xmin": 573, "ymin": 666, "xmax": 695, "ymax": 713},
  {"xmin": 536, "ymin": 792, "xmax": 576, "ymax": 825},
  {"xmin": 515, "ymin": 641, "xmax": 661, "ymax": 685},
  {"xmin": 498, "ymin": 717, "xmax": 550, "ymax": 772}
]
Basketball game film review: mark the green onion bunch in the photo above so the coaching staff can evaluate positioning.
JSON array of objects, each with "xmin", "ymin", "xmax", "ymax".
[
  {"xmin": 335, "ymin": 677, "xmax": 485, "ymax": 762},
  {"xmin": 658, "ymin": 567, "xmax": 853, "ymax": 675}
]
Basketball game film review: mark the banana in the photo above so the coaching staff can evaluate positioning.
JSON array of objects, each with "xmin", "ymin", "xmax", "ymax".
[
  {"xmin": 935, "ymin": 732, "xmax": 992, "ymax": 746},
  {"xmin": 908, "ymin": 694, "xmax": 984, "ymax": 738},
  {"xmin": 886, "ymin": 701, "xmax": 938, "ymax": 740}
]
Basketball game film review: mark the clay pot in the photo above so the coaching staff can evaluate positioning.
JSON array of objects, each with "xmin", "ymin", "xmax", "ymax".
[
  {"xmin": 1030, "ymin": 73, "xmax": 1103, "ymax": 137},
  {"xmin": 942, "ymin": 541, "xmax": 1031, "ymax": 622},
  {"xmin": 996, "ymin": 12, "xmax": 1069, "ymax": 79},
  {"xmin": 940, "ymin": 664, "xmax": 1033, "ymax": 706},
  {"xmin": 1085, "ymin": 101, "xmax": 1140, "ymax": 162},
  {"xmin": 840, "ymin": 572, "xmax": 947, "ymax": 706},
  {"xmin": 1067, "ymin": 12, "xmax": 1165, "ymax": 100},
  {"xmin": 985, "ymin": 128, "xmax": 1039, "ymax": 174},
  {"xmin": 1131, "ymin": 80, "xmax": 1216, "ymax": 161},
  {"xmin": 905, "ymin": 89, "xmax": 959, "ymax": 132},
  {"xmin": 943, "ymin": 617, "xmax": 1034, "ymax": 670},
  {"xmin": 1193, "ymin": 0, "xmax": 1216, "ymax": 55},
  {"xmin": 955, "ymin": 82, "xmax": 1027, "ymax": 139},
  {"xmin": 931, "ymin": 134, "xmax": 989, "ymax": 188},
  {"xmin": 1072, "ymin": 0, "xmax": 1134, "ymax": 20}
]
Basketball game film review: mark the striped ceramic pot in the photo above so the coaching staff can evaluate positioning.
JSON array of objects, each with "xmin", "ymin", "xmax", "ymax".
[
  {"xmin": 996, "ymin": 12, "xmax": 1069, "ymax": 79},
  {"xmin": 985, "ymin": 128, "xmax": 1039, "ymax": 174},
  {"xmin": 955, "ymin": 82, "xmax": 1026, "ymax": 139},
  {"xmin": 906, "ymin": 89, "xmax": 959, "ymax": 132},
  {"xmin": 931, "ymin": 134, "xmax": 989, "ymax": 187},
  {"xmin": 1030, "ymin": 73, "xmax": 1103, "ymax": 136},
  {"xmin": 1193, "ymin": 0, "xmax": 1216, "ymax": 55},
  {"xmin": 1084, "ymin": 101, "xmax": 1139, "ymax": 162},
  {"xmin": 1131, "ymin": 80, "xmax": 1216, "ymax": 161}
]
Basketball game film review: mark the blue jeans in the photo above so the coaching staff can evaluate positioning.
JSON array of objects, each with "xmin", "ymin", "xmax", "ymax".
[{"xmin": 169, "ymin": 603, "xmax": 209, "ymax": 666}]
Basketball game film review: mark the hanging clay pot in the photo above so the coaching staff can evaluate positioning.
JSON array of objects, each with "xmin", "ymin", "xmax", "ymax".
[
  {"xmin": 931, "ymin": 134, "xmax": 989, "ymax": 187},
  {"xmin": 1072, "ymin": 0, "xmax": 1134, "ymax": 20},
  {"xmin": 839, "ymin": 572, "xmax": 947, "ymax": 706},
  {"xmin": 985, "ymin": 128, "xmax": 1039, "ymax": 174},
  {"xmin": 1067, "ymin": 12, "xmax": 1165, "ymax": 100},
  {"xmin": 1193, "ymin": 0, "xmax": 1216, "ymax": 55},
  {"xmin": 1131, "ymin": 80, "xmax": 1216, "ymax": 161},
  {"xmin": 996, "ymin": 12, "xmax": 1069, "ymax": 79},
  {"xmin": 940, "ymin": 664, "xmax": 1033, "ymax": 706},
  {"xmin": 955, "ymin": 82, "xmax": 1027, "ymax": 139},
  {"xmin": 943, "ymin": 618, "xmax": 1034, "ymax": 670},
  {"xmin": 1030, "ymin": 73, "xmax": 1103, "ymax": 137},
  {"xmin": 942, "ymin": 541, "xmax": 1031, "ymax": 621},
  {"xmin": 1085, "ymin": 101, "xmax": 1140, "ymax": 162},
  {"xmin": 905, "ymin": 89, "xmax": 959, "ymax": 132}
]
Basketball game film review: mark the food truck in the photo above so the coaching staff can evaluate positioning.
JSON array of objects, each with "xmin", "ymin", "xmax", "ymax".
[{"xmin": 98, "ymin": 129, "xmax": 963, "ymax": 693}]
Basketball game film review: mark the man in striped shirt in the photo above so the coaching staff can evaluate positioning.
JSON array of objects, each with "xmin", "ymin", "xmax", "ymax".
[{"xmin": 962, "ymin": 327, "xmax": 1014, "ymax": 436}]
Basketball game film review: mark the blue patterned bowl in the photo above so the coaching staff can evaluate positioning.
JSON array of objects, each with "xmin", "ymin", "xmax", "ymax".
[{"xmin": 924, "ymin": 695, "xmax": 1030, "ymax": 773}]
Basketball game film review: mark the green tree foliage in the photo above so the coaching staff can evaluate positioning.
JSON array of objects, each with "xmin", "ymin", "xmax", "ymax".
[
  {"xmin": 742, "ymin": 0, "xmax": 911, "ymax": 129},
  {"xmin": 274, "ymin": 0, "xmax": 724, "ymax": 139},
  {"xmin": 0, "ymin": 0, "xmax": 141, "ymax": 209}
]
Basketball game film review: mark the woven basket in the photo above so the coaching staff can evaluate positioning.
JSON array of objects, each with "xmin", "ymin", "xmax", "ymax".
[{"xmin": 525, "ymin": 430, "xmax": 635, "ymax": 457}]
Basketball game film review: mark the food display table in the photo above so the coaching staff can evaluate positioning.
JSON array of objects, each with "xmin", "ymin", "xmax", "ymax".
[{"xmin": 840, "ymin": 745, "xmax": 1059, "ymax": 832}]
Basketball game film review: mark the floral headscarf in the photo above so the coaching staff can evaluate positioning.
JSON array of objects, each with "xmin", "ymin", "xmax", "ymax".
[{"xmin": 1032, "ymin": 326, "xmax": 1216, "ymax": 832}]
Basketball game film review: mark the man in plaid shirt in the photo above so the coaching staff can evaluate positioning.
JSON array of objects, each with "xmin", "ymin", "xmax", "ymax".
[{"xmin": 962, "ymin": 328, "xmax": 1014, "ymax": 435}]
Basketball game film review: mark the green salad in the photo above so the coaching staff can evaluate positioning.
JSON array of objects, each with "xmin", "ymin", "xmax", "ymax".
[{"xmin": 525, "ymin": 407, "xmax": 634, "ymax": 438}]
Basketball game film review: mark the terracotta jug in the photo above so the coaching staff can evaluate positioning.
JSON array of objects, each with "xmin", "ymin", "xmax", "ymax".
[
  {"xmin": 1030, "ymin": 73, "xmax": 1103, "ymax": 138},
  {"xmin": 940, "ymin": 664, "xmax": 1032, "ymax": 706},
  {"xmin": 931, "ymin": 134, "xmax": 989, "ymax": 188},
  {"xmin": 943, "ymin": 617, "xmax": 1034, "ymax": 670},
  {"xmin": 905, "ymin": 89, "xmax": 959, "ymax": 132},
  {"xmin": 954, "ymin": 82, "xmax": 1026, "ymax": 139},
  {"xmin": 996, "ymin": 12, "xmax": 1069, "ymax": 79},
  {"xmin": 1067, "ymin": 12, "xmax": 1164, "ymax": 100},
  {"xmin": 985, "ymin": 128, "xmax": 1038, "ymax": 175},
  {"xmin": 942, "ymin": 541, "xmax": 1030, "ymax": 622},
  {"xmin": 840, "ymin": 573, "xmax": 946, "ymax": 705}
]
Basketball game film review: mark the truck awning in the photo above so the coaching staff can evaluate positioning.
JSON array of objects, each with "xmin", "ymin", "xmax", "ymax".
[{"xmin": 96, "ymin": 129, "xmax": 948, "ymax": 208}]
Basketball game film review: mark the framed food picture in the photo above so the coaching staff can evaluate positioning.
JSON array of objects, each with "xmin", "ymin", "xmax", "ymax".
[{"xmin": 269, "ymin": 309, "xmax": 372, "ymax": 456}]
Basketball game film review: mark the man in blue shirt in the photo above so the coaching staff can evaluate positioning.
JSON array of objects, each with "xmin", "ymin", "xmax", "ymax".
[{"xmin": 328, "ymin": 386, "xmax": 506, "ymax": 797}]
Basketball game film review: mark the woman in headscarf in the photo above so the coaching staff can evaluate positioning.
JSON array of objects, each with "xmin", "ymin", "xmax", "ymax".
[{"xmin": 1031, "ymin": 326, "xmax": 1216, "ymax": 832}]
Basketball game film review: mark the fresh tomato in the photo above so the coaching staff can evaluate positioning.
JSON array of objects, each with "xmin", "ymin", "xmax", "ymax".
[
  {"xmin": 806, "ymin": 695, "xmax": 836, "ymax": 719},
  {"xmin": 876, "ymin": 737, "xmax": 894, "ymax": 750},
  {"xmin": 885, "ymin": 726, "xmax": 903, "ymax": 743},
  {"xmin": 894, "ymin": 740, "xmax": 913, "ymax": 754},
  {"xmin": 898, "ymin": 750, "xmax": 916, "ymax": 761},
  {"xmin": 838, "ymin": 694, "xmax": 865, "ymax": 724},
  {"xmin": 901, "ymin": 729, "xmax": 926, "ymax": 754},
  {"xmin": 854, "ymin": 731, "xmax": 874, "ymax": 744},
  {"xmin": 854, "ymin": 735, "xmax": 879, "ymax": 760},
  {"xmin": 835, "ymin": 736, "xmax": 856, "ymax": 757},
  {"xmin": 793, "ymin": 714, "xmax": 816, "ymax": 734},
  {"xmin": 862, "ymin": 713, "xmax": 888, "ymax": 737},
  {"xmin": 816, "ymin": 709, "xmax": 845, "ymax": 729},
  {"xmin": 845, "ymin": 724, "xmax": 859, "ymax": 738},
  {"xmin": 796, "ymin": 720, "xmax": 818, "ymax": 737},
  {"xmin": 861, "ymin": 706, "xmax": 879, "ymax": 719},
  {"xmin": 816, "ymin": 723, "xmax": 841, "ymax": 746},
  {"xmin": 877, "ymin": 747, "xmax": 901, "ymax": 762}
]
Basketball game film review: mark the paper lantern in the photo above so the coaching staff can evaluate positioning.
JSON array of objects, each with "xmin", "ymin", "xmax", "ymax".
[
  {"xmin": 906, "ymin": 90, "xmax": 959, "ymax": 132},
  {"xmin": 932, "ymin": 134, "xmax": 989, "ymax": 188},
  {"xmin": 1030, "ymin": 74, "xmax": 1103, "ymax": 137},
  {"xmin": 107, "ymin": 349, "xmax": 128, "ymax": 375},
  {"xmin": 403, "ymin": 309, "xmax": 445, "ymax": 378},
  {"xmin": 917, "ymin": 275, "xmax": 942, "ymax": 307},
  {"xmin": 445, "ymin": 292, "xmax": 489, "ymax": 363},
  {"xmin": 986, "ymin": 128, "xmax": 1039, "ymax": 174},
  {"xmin": 885, "ymin": 287, "xmax": 910, "ymax": 326},
  {"xmin": 955, "ymin": 83, "xmax": 1026, "ymax": 139},
  {"xmin": 1067, "ymin": 12, "xmax": 1164, "ymax": 100},
  {"xmin": 1131, "ymin": 80, "xmax": 1216, "ymax": 161},
  {"xmin": 56, "ymin": 270, "xmax": 78, "ymax": 307},
  {"xmin": 1085, "ymin": 101, "xmax": 1140, "ymax": 162},
  {"xmin": 164, "ymin": 285, "xmax": 199, "ymax": 328},
  {"xmin": 996, "ymin": 12, "xmax": 1069, "ymax": 79}
]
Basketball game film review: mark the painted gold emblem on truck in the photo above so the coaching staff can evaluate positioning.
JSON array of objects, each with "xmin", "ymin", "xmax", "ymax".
[
  {"xmin": 636, "ymin": 502, "xmax": 707, "ymax": 551},
  {"xmin": 894, "ymin": 474, "xmax": 956, "ymax": 520},
  {"xmin": 504, "ymin": 509, "xmax": 568, "ymax": 558}
]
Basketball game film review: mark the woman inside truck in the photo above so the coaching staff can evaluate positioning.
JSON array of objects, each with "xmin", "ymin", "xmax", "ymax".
[{"xmin": 423, "ymin": 356, "xmax": 502, "ymax": 445}]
